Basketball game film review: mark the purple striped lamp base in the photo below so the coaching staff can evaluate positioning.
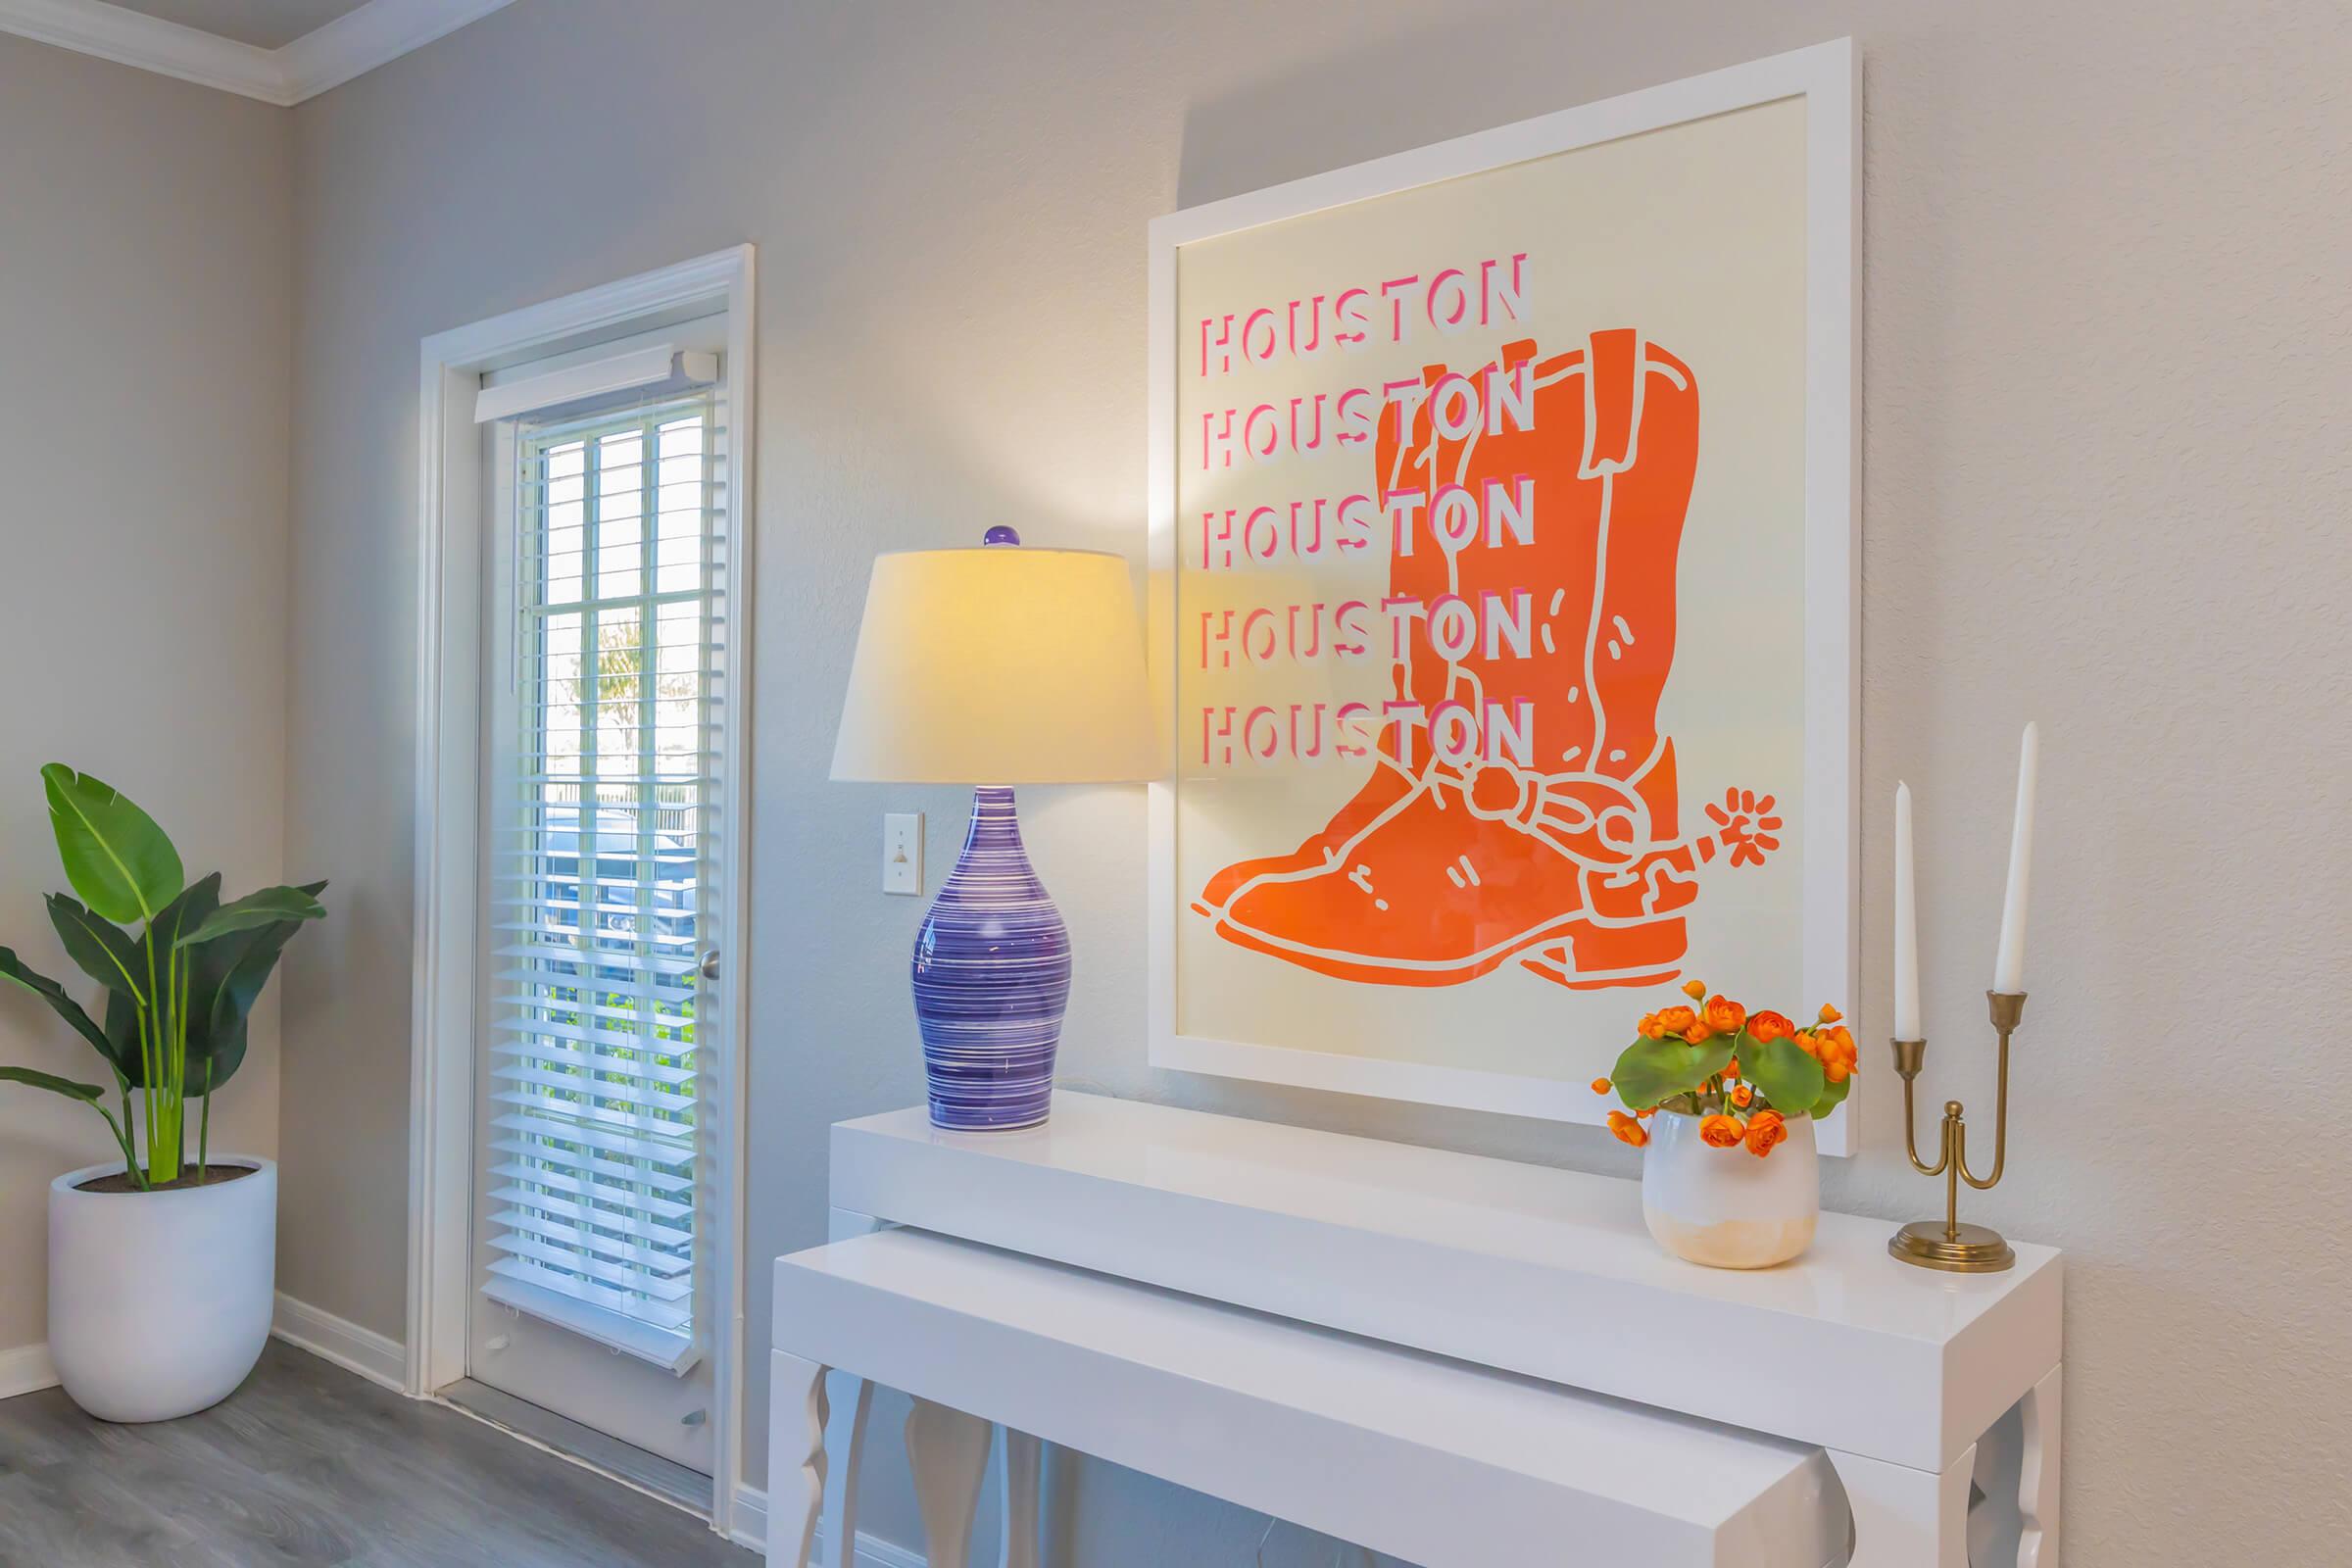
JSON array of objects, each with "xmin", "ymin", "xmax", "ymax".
[{"xmin": 910, "ymin": 786, "xmax": 1071, "ymax": 1130}]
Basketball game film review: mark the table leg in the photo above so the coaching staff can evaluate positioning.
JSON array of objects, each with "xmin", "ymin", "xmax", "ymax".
[
  {"xmin": 1828, "ymin": 1444, "xmax": 1974, "ymax": 1567},
  {"xmin": 2016, "ymin": 1364, "xmax": 2062, "ymax": 1567},
  {"xmin": 767, "ymin": 1351, "xmax": 830, "ymax": 1568},
  {"xmin": 906, "ymin": 1396, "xmax": 992, "ymax": 1568},
  {"xmin": 998, "ymin": 1427, "xmax": 1041, "ymax": 1568},
  {"xmin": 820, "ymin": 1372, "xmax": 873, "ymax": 1568}
]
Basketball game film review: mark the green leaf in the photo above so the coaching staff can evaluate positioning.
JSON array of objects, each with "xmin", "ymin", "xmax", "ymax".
[
  {"xmin": 1809, "ymin": 1073, "xmax": 1853, "ymax": 1120},
  {"xmin": 1611, "ymin": 1032, "xmax": 1735, "ymax": 1110},
  {"xmin": 45, "ymin": 894, "xmax": 146, "ymax": 1001},
  {"xmin": 1750, "ymin": 1032, "xmax": 1828, "ymax": 1119},
  {"xmin": 102, "ymin": 987, "xmax": 143, "ymax": 1085},
  {"xmin": 40, "ymin": 764, "xmax": 184, "ymax": 925},
  {"xmin": 187, "ymin": 879, "xmax": 325, "ymax": 1098},
  {"xmin": 97, "ymin": 875, "xmax": 220, "ymax": 1090},
  {"xmin": 72, "ymin": 872, "xmax": 323, "ymax": 1102},
  {"xmin": 174, "ymin": 885, "xmax": 326, "ymax": 949},
  {"xmin": 0, "ymin": 1064, "xmax": 105, "ymax": 1102},
  {"xmin": 0, "ymin": 947, "xmax": 120, "ymax": 1066}
]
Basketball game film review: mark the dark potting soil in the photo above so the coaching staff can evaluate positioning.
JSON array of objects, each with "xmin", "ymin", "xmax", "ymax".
[{"xmin": 75, "ymin": 1163, "xmax": 260, "ymax": 1195}]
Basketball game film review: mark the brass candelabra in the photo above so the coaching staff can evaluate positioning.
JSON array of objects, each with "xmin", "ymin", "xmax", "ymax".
[{"xmin": 1888, "ymin": 990, "xmax": 2026, "ymax": 1272}]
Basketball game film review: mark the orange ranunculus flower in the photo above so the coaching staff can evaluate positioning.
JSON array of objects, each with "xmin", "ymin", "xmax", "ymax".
[
  {"xmin": 1745, "ymin": 1108, "xmax": 1788, "ymax": 1157},
  {"xmin": 1818, "ymin": 1003, "xmax": 1843, "ymax": 1024},
  {"xmin": 1652, "ymin": 1005, "xmax": 1698, "ymax": 1037},
  {"xmin": 1591, "ymin": 1077, "xmax": 1612, "ymax": 1095},
  {"xmin": 1681, "ymin": 978, "xmax": 1707, "ymax": 1001},
  {"xmin": 1731, "ymin": 1082, "xmax": 1754, "ymax": 1108},
  {"xmin": 1699, "ymin": 1113, "xmax": 1745, "ymax": 1149},
  {"xmin": 1703, "ymin": 995, "xmax": 1746, "ymax": 1036},
  {"xmin": 1685, "ymin": 1022, "xmax": 1715, "ymax": 1044},
  {"xmin": 1608, "ymin": 1110, "xmax": 1649, "ymax": 1148},
  {"xmin": 1724, "ymin": 1057, "xmax": 1741, "ymax": 1081},
  {"xmin": 1638, "ymin": 1011, "xmax": 1664, "ymax": 1039},
  {"xmin": 1747, "ymin": 1009, "xmax": 1794, "ymax": 1045},
  {"xmin": 1791, "ymin": 1030, "xmax": 1822, "ymax": 1058},
  {"xmin": 1818, "ymin": 1025, "xmax": 1858, "ymax": 1084}
]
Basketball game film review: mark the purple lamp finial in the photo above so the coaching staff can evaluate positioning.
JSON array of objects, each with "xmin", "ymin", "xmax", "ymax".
[{"xmin": 983, "ymin": 525, "xmax": 1021, "ymax": 547}]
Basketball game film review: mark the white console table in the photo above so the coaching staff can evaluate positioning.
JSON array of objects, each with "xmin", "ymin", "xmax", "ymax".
[{"xmin": 769, "ymin": 1093, "xmax": 2062, "ymax": 1566}]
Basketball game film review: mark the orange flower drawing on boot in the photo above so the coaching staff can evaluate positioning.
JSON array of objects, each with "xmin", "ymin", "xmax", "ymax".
[
  {"xmin": 1704, "ymin": 789, "xmax": 1783, "ymax": 869},
  {"xmin": 1192, "ymin": 330, "xmax": 1786, "ymax": 993}
]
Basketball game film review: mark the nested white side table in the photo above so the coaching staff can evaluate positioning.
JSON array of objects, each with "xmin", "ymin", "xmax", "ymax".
[{"xmin": 772, "ymin": 1094, "xmax": 2061, "ymax": 1566}]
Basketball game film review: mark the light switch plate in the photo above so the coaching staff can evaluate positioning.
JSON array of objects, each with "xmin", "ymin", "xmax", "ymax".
[{"xmin": 883, "ymin": 812, "xmax": 923, "ymax": 895}]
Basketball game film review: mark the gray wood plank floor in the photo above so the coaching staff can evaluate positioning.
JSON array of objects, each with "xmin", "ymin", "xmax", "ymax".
[{"xmin": 0, "ymin": 1341, "xmax": 758, "ymax": 1567}]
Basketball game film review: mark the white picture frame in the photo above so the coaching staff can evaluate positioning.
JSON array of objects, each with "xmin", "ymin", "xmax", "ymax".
[{"xmin": 1145, "ymin": 39, "xmax": 1859, "ymax": 1152}]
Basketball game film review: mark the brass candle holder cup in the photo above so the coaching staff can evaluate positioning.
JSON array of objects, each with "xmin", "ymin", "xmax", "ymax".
[{"xmin": 1888, "ymin": 991, "xmax": 2026, "ymax": 1272}]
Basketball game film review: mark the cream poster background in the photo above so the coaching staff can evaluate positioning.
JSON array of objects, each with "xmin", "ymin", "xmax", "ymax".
[{"xmin": 1170, "ymin": 94, "xmax": 1810, "ymax": 1088}]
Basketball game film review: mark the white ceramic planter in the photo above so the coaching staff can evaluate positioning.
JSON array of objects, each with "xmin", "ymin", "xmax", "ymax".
[
  {"xmin": 48, "ymin": 1156, "xmax": 276, "ymax": 1423},
  {"xmin": 1641, "ymin": 1113, "xmax": 1818, "ymax": 1269}
]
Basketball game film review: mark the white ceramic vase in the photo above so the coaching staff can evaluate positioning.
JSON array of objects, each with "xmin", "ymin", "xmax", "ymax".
[
  {"xmin": 48, "ymin": 1156, "xmax": 277, "ymax": 1422},
  {"xmin": 1641, "ymin": 1112, "xmax": 1818, "ymax": 1269}
]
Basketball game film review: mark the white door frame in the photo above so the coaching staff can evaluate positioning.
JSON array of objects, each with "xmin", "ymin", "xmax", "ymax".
[{"xmin": 407, "ymin": 244, "xmax": 758, "ymax": 1533}]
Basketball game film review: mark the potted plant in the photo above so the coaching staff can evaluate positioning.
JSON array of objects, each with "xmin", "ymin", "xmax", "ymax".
[
  {"xmin": 1593, "ymin": 978, "xmax": 1857, "ymax": 1269},
  {"xmin": 0, "ymin": 764, "xmax": 324, "ymax": 1422}
]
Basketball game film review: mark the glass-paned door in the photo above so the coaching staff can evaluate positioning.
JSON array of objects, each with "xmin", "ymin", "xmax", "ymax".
[{"xmin": 466, "ymin": 389, "xmax": 730, "ymax": 1472}]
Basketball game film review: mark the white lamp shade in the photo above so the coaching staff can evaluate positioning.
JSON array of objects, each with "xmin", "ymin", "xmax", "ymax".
[{"xmin": 830, "ymin": 545, "xmax": 1157, "ymax": 784}]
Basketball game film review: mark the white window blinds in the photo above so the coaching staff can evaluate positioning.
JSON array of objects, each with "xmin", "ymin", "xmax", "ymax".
[{"xmin": 481, "ymin": 386, "xmax": 727, "ymax": 1368}]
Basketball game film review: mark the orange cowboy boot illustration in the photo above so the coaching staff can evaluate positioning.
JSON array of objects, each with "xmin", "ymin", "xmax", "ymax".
[{"xmin": 1194, "ymin": 327, "xmax": 1781, "ymax": 990}]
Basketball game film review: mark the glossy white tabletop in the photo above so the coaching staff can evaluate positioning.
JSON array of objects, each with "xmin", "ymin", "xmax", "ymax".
[{"xmin": 837, "ymin": 1091, "xmax": 2056, "ymax": 1348}]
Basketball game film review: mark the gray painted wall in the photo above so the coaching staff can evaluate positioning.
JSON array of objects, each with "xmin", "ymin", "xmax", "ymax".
[
  {"xmin": 274, "ymin": 1, "xmax": 2350, "ymax": 1563},
  {"xmin": 0, "ymin": 37, "xmax": 292, "ymax": 1358}
]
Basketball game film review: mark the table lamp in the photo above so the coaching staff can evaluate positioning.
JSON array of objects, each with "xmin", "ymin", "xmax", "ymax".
[{"xmin": 831, "ymin": 527, "xmax": 1156, "ymax": 1131}]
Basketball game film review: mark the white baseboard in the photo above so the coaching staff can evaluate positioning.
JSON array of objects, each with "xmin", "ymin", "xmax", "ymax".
[
  {"xmin": 12, "ymin": 1299, "xmax": 403, "ymax": 1404},
  {"xmin": 271, "ymin": 1292, "xmax": 407, "ymax": 1392},
  {"xmin": 729, "ymin": 1484, "xmax": 927, "ymax": 1566},
  {"xmin": 0, "ymin": 1341, "xmax": 59, "ymax": 1399}
]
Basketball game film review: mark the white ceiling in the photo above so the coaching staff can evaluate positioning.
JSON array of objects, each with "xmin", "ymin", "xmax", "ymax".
[{"xmin": 108, "ymin": 0, "xmax": 366, "ymax": 50}]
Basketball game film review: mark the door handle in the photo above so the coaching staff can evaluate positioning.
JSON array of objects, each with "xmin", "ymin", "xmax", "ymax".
[{"xmin": 700, "ymin": 949, "xmax": 720, "ymax": 980}]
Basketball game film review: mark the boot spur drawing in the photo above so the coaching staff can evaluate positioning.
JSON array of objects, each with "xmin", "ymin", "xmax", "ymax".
[{"xmin": 1194, "ymin": 328, "xmax": 1782, "ymax": 992}]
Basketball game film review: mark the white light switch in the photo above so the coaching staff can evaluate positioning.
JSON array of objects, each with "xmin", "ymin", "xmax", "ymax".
[{"xmin": 883, "ymin": 812, "xmax": 923, "ymax": 895}]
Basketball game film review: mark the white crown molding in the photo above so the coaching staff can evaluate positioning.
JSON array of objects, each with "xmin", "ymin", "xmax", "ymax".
[
  {"xmin": 278, "ymin": 0, "xmax": 514, "ymax": 102},
  {"xmin": 0, "ymin": 0, "xmax": 286, "ymax": 99},
  {"xmin": 0, "ymin": 0, "xmax": 517, "ymax": 105}
]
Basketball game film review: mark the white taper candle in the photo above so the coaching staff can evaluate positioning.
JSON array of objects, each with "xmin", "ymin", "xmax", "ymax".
[
  {"xmin": 1992, "ymin": 722, "xmax": 2037, "ymax": 993},
  {"xmin": 1894, "ymin": 781, "xmax": 1921, "ymax": 1039}
]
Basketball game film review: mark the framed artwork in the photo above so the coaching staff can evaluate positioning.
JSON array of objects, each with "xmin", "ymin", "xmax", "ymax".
[{"xmin": 1145, "ymin": 41, "xmax": 1859, "ymax": 1151}]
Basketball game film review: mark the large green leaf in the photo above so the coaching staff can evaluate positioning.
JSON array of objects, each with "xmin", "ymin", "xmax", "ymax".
[
  {"xmin": 1809, "ymin": 1073, "xmax": 1853, "ymax": 1120},
  {"xmin": 174, "ymin": 885, "xmax": 326, "ymax": 949},
  {"xmin": 0, "ymin": 1064, "xmax": 105, "ymax": 1102},
  {"xmin": 82, "ymin": 873, "xmax": 325, "ymax": 1100},
  {"xmin": 0, "ymin": 947, "xmax": 122, "ymax": 1070},
  {"xmin": 188, "ymin": 879, "xmax": 325, "ymax": 1098},
  {"xmin": 40, "ymin": 764, "xmax": 184, "ymax": 925},
  {"xmin": 1611, "ymin": 1031, "xmax": 1736, "ymax": 1111},
  {"xmin": 102, "ymin": 987, "xmax": 143, "ymax": 1085},
  {"xmin": 98, "ymin": 875, "xmax": 220, "ymax": 1090},
  {"xmin": 1748, "ymin": 1031, "xmax": 1828, "ymax": 1119},
  {"xmin": 143, "ymin": 874, "xmax": 221, "ymax": 969},
  {"xmin": 46, "ymin": 893, "xmax": 146, "ymax": 1001}
]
